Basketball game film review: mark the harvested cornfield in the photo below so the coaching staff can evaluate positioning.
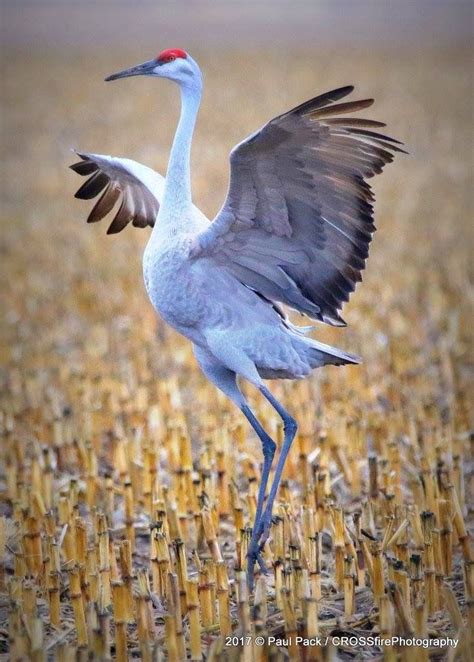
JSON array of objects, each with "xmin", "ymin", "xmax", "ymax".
[{"xmin": 1, "ymin": 28, "xmax": 472, "ymax": 662}]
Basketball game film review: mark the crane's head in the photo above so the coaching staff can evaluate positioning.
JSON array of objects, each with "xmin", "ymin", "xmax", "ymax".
[{"xmin": 105, "ymin": 48, "xmax": 202, "ymax": 90}]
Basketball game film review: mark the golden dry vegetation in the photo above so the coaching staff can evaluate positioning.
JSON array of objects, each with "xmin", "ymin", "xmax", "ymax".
[{"xmin": 1, "ymin": 46, "xmax": 473, "ymax": 660}]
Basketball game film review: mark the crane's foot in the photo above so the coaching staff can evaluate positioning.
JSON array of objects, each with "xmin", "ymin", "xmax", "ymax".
[{"xmin": 246, "ymin": 513, "xmax": 275, "ymax": 591}]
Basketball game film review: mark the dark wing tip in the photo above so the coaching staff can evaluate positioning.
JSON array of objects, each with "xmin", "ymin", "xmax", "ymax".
[
  {"xmin": 105, "ymin": 198, "xmax": 132, "ymax": 234},
  {"xmin": 284, "ymin": 85, "xmax": 355, "ymax": 119},
  {"xmin": 313, "ymin": 84, "xmax": 355, "ymax": 102},
  {"xmin": 70, "ymin": 150, "xmax": 100, "ymax": 176},
  {"xmin": 387, "ymin": 144, "xmax": 408, "ymax": 155},
  {"xmin": 106, "ymin": 220, "xmax": 127, "ymax": 235},
  {"xmin": 348, "ymin": 127, "xmax": 407, "ymax": 150},
  {"xmin": 74, "ymin": 171, "xmax": 109, "ymax": 200},
  {"xmin": 87, "ymin": 186, "xmax": 121, "ymax": 224},
  {"xmin": 70, "ymin": 160, "xmax": 99, "ymax": 176},
  {"xmin": 322, "ymin": 312, "xmax": 347, "ymax": 327}
]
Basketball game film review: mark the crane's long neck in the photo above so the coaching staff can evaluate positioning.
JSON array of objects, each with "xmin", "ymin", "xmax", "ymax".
[{"xmin": 162, "ymin": 83, "xmax": 201, "ymax": 215}]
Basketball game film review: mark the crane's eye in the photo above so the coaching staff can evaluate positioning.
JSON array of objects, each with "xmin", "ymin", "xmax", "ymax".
[{"xmin": 167, "ymin": 56, "xmax": 176, "ymax": 62}]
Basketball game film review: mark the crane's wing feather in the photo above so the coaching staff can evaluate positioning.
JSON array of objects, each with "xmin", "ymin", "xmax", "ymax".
[
  {"xmin": 71, "ymin": 152, "xmax": 165, "ymax": 234},
  {"xmin": 194, "ymin": 86, "xmax": 404, "ymax": 325}
]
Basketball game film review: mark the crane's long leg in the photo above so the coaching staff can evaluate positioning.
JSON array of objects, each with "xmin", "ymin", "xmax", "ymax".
[
  {"xmin": 193, "ymin": 346, "xmax": 277, "ymax": 587},
  {"xmin": 241, "ymin": 405, "xmax": 275, "ymax": 534},
  {"xmin": 254, "ymin": 385, "xmax": 298, "ymax": 549},
  {"xmin": 240, "ymin": 404, "xmax": 276, "ymax": 586}
]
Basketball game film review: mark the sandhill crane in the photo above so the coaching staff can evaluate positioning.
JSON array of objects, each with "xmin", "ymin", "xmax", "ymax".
[{"xmin": 71, "ymin": 48, "xmax": 403, "ymax": 589}]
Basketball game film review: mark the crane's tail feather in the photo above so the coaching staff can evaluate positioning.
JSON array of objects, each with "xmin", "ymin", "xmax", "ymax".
[
  {"xmin": 304, "ymin": 337, "xmax": 361, "ymax": 368},
  {"xmin": 255, "ymin": 336, "xmax": 360, "ymax": 380}
]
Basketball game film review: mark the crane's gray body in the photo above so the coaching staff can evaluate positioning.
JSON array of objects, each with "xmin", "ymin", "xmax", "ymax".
[{"xmin": 143, "ymin": 221, "xmax": 356, "ymax": 404}]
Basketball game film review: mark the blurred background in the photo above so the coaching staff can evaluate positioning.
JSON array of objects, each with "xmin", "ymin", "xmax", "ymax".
[
  {"xmin": 1, "ymin": 0, "xmax": 472, "ymax": 431},
  {"xmin": 3, "ymin": 0, "xmax": 473, "ymax": 50}
]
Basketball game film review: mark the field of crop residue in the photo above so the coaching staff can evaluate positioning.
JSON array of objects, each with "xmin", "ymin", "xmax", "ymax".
[{"xmin": 1, "ymin": 46, "xmax": 472, "ymax": 659}]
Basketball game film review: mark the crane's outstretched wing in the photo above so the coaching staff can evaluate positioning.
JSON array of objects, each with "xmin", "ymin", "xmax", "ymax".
[
  {"xmin": 70, "ymin": 152, "xmax": 165, "ymax": 234},
  {"xmin": 193, "ymin": 86, "xmax": 404, "ymax": 326}
]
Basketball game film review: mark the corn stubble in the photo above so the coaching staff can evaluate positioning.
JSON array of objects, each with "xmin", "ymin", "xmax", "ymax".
[{"xmin": 1, "ymin": 46, "xmax": 472, "ymax": 659}]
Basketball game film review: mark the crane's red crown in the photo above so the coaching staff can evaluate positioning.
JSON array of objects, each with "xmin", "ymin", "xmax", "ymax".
[{"xmin": 157, "ymin": 48, "xmax": 187, "ymax": 63}]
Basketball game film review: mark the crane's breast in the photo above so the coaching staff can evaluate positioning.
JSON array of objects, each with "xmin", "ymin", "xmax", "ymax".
[
  {"xmin": 142, "ymin": 236, "xmax": 262, "ymax": 344},
  {"xmin": 143, "ymin": 237, "xmax": 229, "ymax": 343}
]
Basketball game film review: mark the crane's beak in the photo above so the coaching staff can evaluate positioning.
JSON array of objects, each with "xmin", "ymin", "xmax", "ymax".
[{"xmin": 105, "ymin": 59, "xmax": 158, "ymax": 82}]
